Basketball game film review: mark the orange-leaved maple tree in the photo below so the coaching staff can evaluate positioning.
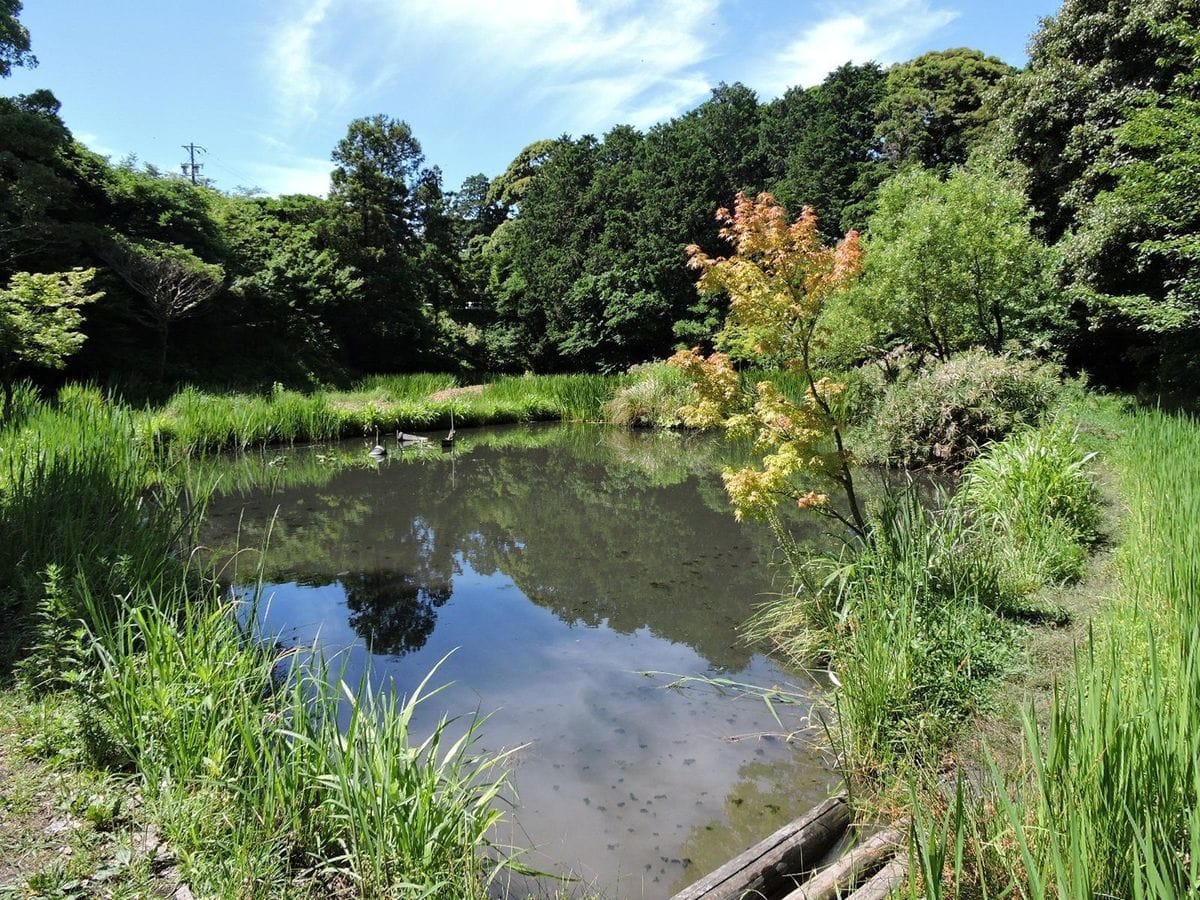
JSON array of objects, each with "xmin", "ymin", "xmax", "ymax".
[{"xmin": 668, "ymin": 192, "xmax": 866, "ymax": 535}]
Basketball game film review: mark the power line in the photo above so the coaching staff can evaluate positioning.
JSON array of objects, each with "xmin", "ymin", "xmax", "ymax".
[{"xmin": 180, "ymin": 142, "xmax": 207, "ymax": 185}]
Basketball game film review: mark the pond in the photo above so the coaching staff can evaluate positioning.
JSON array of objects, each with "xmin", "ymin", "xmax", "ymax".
[{"xmin": 196, "ymin": 425, "xmax": 842, "ymax": 898}]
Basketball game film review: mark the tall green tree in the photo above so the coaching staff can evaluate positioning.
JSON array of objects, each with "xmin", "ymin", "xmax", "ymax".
[
  {"xmin": 876, "ymin": 48, "xmax": 1014, "ymax": 170},
  {"xmin": 0, "ymin": 91, "xmax": 77, "ymax": 270},
  {"xmin": 856, "ymin": 167, "xmax": 1058, "ymax": 358},
  {"xmin": 327, "ymin": 115, "xmax": 438, "ymax": 370},
  {"xmin": 765, "ymin": 63, "xmax": 887, "ymax": 238},
  {"xmin": 995, "ymin": 0, "xmax": 1200, "ymax": 242},
  {"xmin": 0, "ymin": 0, "xmax": 35, "ymax": 78},
  {"xmin": 1065, "ymin": 23, "xmax": 1200, "ymax": 380}
]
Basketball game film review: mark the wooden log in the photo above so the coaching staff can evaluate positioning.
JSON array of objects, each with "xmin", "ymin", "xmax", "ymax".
[
  {"xmin": 670, "ymin": 793, "xmax": 851, "ymax": 900},
  {"xmin": 782, "ymin": 824, "xmax": 906, "ymax": 900},
  {"xmin": 845, "ymin": 853, "xmax": 908, "ymax": 900}
]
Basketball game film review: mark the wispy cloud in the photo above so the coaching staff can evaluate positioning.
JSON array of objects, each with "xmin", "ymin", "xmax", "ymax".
[
  {"xmin": 753, "ymin": 0, "xmax": 960, "ymax": 96},
  {"xmin": 265, "ymin": 0, "xmax": 722, "ymax": 136},
  {"xmin": 266, "ymin": 0, "xmax": 353, "ymax": 124},
  {"xmin": 246, "ymin": 156, "xmax": 333, "ymax": 197},
  {"xmin": 75, "ymin": 131, "xmax": 119, "ymax": 159}
]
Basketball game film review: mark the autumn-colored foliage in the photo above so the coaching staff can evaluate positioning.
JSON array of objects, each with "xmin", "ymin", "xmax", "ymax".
[{"xmin": 669, "ymin": 192, "xmax": 866, "ymax": 532}]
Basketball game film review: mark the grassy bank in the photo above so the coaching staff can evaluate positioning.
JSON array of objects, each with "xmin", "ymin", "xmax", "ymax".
[
  {"xmin": 908, "ymin": 404, "xmax": 1200, "ymax": 898},
  {"xmin": 145, "ymin": 373, "xmax": 622, "ymax": 454},
  {"xmin": 0, "ymin": 393, "xmax": 519, "ymax": 897},
  {"xmin": 752, "ymin": 416, "xmax": 1101, "ymax": 776}
]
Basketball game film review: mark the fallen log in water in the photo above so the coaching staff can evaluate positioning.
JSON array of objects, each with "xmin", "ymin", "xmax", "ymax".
[
  {"xmin": 670, "ymin": 793, "xmax": 850, "ymax": 900},
  {"xmin": 781, "ymin": 823, "xmax": 906, "ymax": 900}
]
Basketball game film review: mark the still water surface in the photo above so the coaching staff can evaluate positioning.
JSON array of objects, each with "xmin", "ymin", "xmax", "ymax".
[{"xmin": 198, "ymin": 425, "xmax": 840, "ymax": 897}]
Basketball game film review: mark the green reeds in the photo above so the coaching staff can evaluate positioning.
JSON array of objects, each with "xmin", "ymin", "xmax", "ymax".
[
  {"xmin": 958, "ymin": 426, "xmax": 1101, "ymax": 587},
  {"xmin": 911, "ymin": 408, "xmax": 1200, "ymax": 898},
  {"xmin": 603, "ymin": 363, "xmax": 692, "ymax": 427},
  {"xmin": 80, "ymin": 581, "xmax": 517, "ymax": 897},
  {"xmin": 147, "ymin": 373, "xmax": 624, "ymax": 455},
  {"xmin": 753, "ymin": 420, "xmax": 1101, "ymax": 775}
]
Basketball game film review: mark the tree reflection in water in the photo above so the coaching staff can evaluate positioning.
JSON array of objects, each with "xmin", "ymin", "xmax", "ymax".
[
  {"xmin": 342, "ymin": 571, "xmax": 453, "ymax": 657},
  {"xmin": 198, "ymin": 425, "xmax": 840, "ymax": 669}
]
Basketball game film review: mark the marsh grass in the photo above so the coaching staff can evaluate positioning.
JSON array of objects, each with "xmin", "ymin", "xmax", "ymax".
[
  {"xmin": 909, "ymin": 408, "xmax": 1200, "ymax": 898},
  {"xmin": 752, "ymin": 417, "xmax": 1102, "ymax": 776},
  {"xmin": 753, "ymin": 490, "xmax": 1018, "ymax": 772},
  {"xmin": 80, "ymin": 581, "xmax": 517, "ymax": 897},
  {"xmin": 603, "ymin": 363, "xmax": 693, "ymax": 427},
  {"xmin": 959, "ymin": 426, "xmax": 1101, "ymax": 588},
  {"xmin": 148, "ymin": 373, "xmax": 624, "ymax": 454},
  {"xmin": 0, "ymin": 397, "xmax": 193, "ymax": 637}
]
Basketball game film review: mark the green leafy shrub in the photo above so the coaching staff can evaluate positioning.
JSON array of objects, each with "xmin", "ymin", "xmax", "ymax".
[{"xmin": 866, "ymin": 350, "xmax": 1061, "ymax": 468}]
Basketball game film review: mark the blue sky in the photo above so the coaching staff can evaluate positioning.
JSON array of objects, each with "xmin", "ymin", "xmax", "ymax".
[{"xmin": 8, "ymin": 0, "xmax": 1060, "ymax": 197}]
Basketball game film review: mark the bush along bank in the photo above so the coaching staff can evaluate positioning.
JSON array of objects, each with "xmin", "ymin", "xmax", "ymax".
[
  {"xmin": 0, "ymin": 394, "xmax": 519, "ymax": 897},
  {"xmin": 750, "ymin": 418, "xmax": 1103, "ymax": 777}
]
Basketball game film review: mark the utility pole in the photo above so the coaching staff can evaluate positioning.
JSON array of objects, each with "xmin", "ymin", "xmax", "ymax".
[{"xmin": 180, "ymin": 143, "xmax": 207, "ymax": 185}]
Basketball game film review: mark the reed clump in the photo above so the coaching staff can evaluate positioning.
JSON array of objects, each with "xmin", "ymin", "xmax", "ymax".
[
  {"xmin": 751, "ymin": 419, "xmax": 1102, "ymax": 775},
  {"xmin": 147, "ymin": 373, "xmax": 623, "ymax": 455}
]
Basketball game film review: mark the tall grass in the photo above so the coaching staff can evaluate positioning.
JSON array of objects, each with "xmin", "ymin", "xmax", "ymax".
[
  {"xmin": 603, "ymin": 363, "xmax": 693, "ymax": 427},
  {"xmin": 1, "ymin": 390, "xmax": 520, "ymax": 896},
  {"xmin": 754, "ymin": 489, "xmax": 1017, "ymax": 772},
  {"xmin": 80, "ymin": 579, "xmax": 516, "ymax": 897},
  {"xmin": 959, "ymin": 425, "xmax": 1101, "ymax": 588},
  {"xmin": 752, "ymin": 420, "xmax": 1101, "ymax": 775},
  {"xmin": 0, "ymin": 395, "xmax": 191, "ymax": 627},
  {"xmin": 911, "ymin": 408, "xmax": 1200, "ymax": 898},
  {"xmin": 148, "ymin": 373, "xmax": 624, "ymax": 454}
]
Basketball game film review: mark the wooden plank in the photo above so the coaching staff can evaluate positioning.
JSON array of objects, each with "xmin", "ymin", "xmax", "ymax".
[
  {"xmin": 670, "ymin": 793, "xmax": 850, "ymax": 900},
  {"xmin": 782, "ymin": 824, "xmax": 905, "ymax": 900},
  {"xmin": 845, "ymin": 853, "xmax": 908, "ymax": 900}
]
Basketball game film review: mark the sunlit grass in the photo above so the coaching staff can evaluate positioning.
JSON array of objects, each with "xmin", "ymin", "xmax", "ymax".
[
  {"xmin": 909, "ymin": 406, "xmax": 1200, "ymax": 898},
  {"xmin": 147, "ymin": 373, "xmax": 626, "ymax": 454},
  {"xmin": 0, "ymin": 389, "xmax": 521, "ymax": 895}
]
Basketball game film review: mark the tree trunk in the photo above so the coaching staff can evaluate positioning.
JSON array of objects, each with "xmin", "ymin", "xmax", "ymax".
[
  {"xmin": 783, "ymin": 825, "xmax": 906, "ymax": 900},
  {"xmin": 158, "ymin": 321, "xmax": 170, "ymax": 383}
]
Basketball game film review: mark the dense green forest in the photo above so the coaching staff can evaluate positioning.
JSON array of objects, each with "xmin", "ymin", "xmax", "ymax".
[{"xmin": 3, "ymin": 1, "xmax": 1197, "ymax": 393}]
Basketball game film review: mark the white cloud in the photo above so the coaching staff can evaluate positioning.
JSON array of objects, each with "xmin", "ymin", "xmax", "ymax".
[
  {"xmin": 265, "ymin": 0, "xmax": 722, "ymax": 136},
  {"xmin": 754, "ymin": 0, "xmax": 960, "ymax": 96},
  {"xmin": 246, "ymin": 156, "xmax": 332, "ymax": 197},
  {"xmin": 75, "ymin": 131, "xmax": 119, "ymax": 159},
  {"xmin": 266, "ymin": 0, "xmax": 353, "ymax": 124}
]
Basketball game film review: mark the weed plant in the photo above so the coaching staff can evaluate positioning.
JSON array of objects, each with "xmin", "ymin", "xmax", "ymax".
[
  {"xmin": 79, "ymin": 580, "xmax": 515, "ymax": 897},
  {"xmin": 753, "ymin": 489, "xmax": 1017, "ymax": 772}
]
